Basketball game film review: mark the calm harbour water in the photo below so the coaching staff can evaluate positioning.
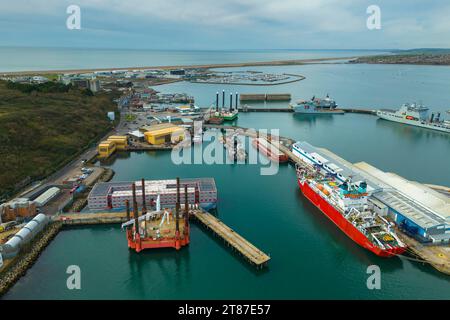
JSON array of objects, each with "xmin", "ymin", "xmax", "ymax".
[{"xmin": 3, "ymin": 54, "xmax": 450, "ymax": 299}]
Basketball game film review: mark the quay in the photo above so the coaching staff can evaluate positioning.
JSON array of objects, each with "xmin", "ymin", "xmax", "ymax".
[
  {"xmin": 237, "ymin": 107, "xmax": 376, "ymax": 114},
  {"xmin": 240, "ymin": 93, "xmax": 291, "ymax": 101},
  {"xmin": 192, "ymin": 210, "xmax": 270, "ymax": 268},
  {"xmin": 56, "ymin": 212, "xmax": 128, "ymax": 225},
  {"xmin": 398, "ymin": 233, "xmax": 450, "ymax": 275},
  {"xmin": 202, "ymin": 124, "xmax": 450, "ymax": 274}
]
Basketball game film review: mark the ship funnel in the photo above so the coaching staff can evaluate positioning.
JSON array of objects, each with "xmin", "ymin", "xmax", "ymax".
[
  {"xmin": 235, "ymin": 92, "xmax": 238, "ymax": 110},
  {"xmin": 430, "ymin": 113, "xmax": 435, "ymax": 123}
]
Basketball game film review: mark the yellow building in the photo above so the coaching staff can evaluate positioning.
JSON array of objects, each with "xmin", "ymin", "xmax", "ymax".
[
  {"xmin": 98, "ymin": 140, "xmax": 116, "ymax": 158},
  {"xmin": 143, "ymin": 124, "xmax": 185, "ymax": 145},
  {"xmin": 107, "ymin": 136, "xmax": 128, "ymax": 150}
]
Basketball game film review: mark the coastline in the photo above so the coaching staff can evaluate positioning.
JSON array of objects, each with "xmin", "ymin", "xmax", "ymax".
[{"xmin": 0, "ymin": 56, "xmax": 355, "ymax": 75}]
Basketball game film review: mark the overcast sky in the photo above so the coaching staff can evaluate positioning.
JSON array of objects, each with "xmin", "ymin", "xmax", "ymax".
[{"xmin": 1, "ymin": 0, "xmax": 449, "ymax": 50}]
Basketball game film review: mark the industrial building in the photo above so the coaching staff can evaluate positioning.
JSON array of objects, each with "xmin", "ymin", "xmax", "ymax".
[
  {"xmin": 107, "ymin": 136, "xmax": 128, "ymax": 150},
  {"xmin": 87, "ymin": 178, "xmax": 217, "ymax": 211},
  {"xmin": 0, "ymin": 198, "xmax": 37, "ymax": 222},
  {"xmin": 293, "ymin": 141, "xmax": 450, "ymax": 244},
  {"xmin": 142, "ymin": 123, "xmax": 185, "ymax": 145},
  {"xmin": 98, "ymin": 140, "xmax": 116, "ymax": 158},
  {"xmin": 354, "ymin": 162, "xmax": 450, "ymax": 244},
  {"xmin": 70, "ymin": 78, "xmax": 101, "ymax": 92},
  {"xmin": 34, "ymin": 187, "xmax": 60, "ymax": 207},
  {"xmin": 127, "ymin": 130, "xmax": 145, "ymax": 142}
]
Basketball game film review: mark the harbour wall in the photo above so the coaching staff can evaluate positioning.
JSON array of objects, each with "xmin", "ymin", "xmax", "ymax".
[{"xmin": 0, "ymin": 221, "xmax": 63, "ymax": 297}]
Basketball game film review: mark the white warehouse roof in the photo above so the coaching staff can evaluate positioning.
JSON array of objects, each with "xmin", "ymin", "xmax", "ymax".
[{"xmin": 354, "ymin": 162, "xmax": 450, "ymax": 222}]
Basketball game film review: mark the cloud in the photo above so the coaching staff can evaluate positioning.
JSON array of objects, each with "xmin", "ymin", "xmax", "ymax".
[{"xmin": 0, "ymin": 0, "xmax": 449, "ymax": 49}]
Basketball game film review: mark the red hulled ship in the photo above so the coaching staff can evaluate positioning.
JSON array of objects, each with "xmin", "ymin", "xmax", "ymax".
[{"xmin": 296, "ymin": 166, "xmax": 406, "ymax": 257}]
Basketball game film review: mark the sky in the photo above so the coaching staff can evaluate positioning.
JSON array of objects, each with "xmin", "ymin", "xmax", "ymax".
[{"xmin": 1, "ymin": 0, "xmax": 450, "ymax": 50}]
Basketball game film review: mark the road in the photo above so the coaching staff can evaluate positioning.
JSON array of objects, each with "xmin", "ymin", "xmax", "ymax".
[{"xmin": 20, "ymin": 109, "xmax": 126, "ymax": 206}]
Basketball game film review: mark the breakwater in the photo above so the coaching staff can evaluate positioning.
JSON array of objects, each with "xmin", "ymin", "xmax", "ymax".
[
  {"xmin": 0, "ymin": 221, "xmax": 63, "ymax": 296},
  {"xmin": 237, "ymin": 107, "xmax": 376, "ymax": 114},
  {"xmin": 2, "ymin": 56, "xmax": 355, "ymax": 76}
]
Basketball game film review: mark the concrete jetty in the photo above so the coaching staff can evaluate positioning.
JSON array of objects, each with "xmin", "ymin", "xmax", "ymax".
[
  {"xmin": 240, "ymin": 93, "xmax": 291, "ymax": 102},
  {"xmin": 192, "ymin": 210, "xmax": 270, "ymax": 268},
  {"xmin": 56, "ymin": 212, "xmax": 128, "ymax": 225},
  {"xmin": 237, "ymin": 107, "xmax": 376, "ymax": 114}
]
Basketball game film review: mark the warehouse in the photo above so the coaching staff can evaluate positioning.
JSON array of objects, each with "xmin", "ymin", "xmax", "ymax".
[
  {"xmin": 107, "ymin": 135, "xmax": 128, "ymax": 150},
  {"xmin": 355, "ymin": 162, "xmax": 450, "ymax": 244},
  {"xmin": 0, "ymin": 198, "xmax": 36, "ymax": 222},
  {"xmin": 34, "ymin": 187, "xmax": 60, "ymax": 207},
  {"xmin": 98, "ymin": 140, "xmax": 116, "ymax": 158},
  {"xmin": 143, "ymin": 123, "xmax": 185, "ymax": 145}
]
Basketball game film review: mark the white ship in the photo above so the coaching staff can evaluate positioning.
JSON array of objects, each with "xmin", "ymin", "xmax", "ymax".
[{"xmin": 377, "ymin": 103, "xmax": 450, "ymax": 133}]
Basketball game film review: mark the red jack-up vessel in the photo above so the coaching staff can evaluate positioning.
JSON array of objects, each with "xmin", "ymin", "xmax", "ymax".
[
  {"xmin": 296, "ymin": 166, "xmax": 406, "ymax": 257},
  {"xmin": 123, "ymin": 178, "xmax": 190, "ymax": 252}
]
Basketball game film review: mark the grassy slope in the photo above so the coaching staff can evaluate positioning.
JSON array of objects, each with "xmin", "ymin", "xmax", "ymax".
[{"xmin": 0, "ymin": 81, "xmax": 118, "ymax": 198}]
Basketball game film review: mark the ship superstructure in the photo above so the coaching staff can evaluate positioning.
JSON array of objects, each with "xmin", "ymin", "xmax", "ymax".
[{"xmin": 377, "ymin": 103, "xmax": 450, "ymax": 133}]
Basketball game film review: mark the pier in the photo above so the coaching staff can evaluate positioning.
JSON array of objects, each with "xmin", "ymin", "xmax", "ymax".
[
  {"xmin": 57, "ymin": 212, "xmax": 128, "ymax": 225},
  {"xmin": 237, "ymin": 107, "xmax": 376, "ymax": 114},
  {"xmin": 192, "ymin": 210, "xmax": 270, "ymax": 268},
  {"xmin": 398, "ymin": 232, "xmax": 450, "ymax": 275},
  {"xmin": 240, "ymin": 93, "xmax": 291, "ymax": 102}
]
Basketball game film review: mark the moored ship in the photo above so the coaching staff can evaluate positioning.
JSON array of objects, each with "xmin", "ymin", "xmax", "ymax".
[
  {"xmin": 121, "ymin": 178, "xmax": 190, "ymax": 252},
  {"xmin": 296, "ymin": 166, "xmax": 406, "ymax": 257},
  {"xmin": 290, "ymin": 94, "xmax": 344, "ymax": 114},
  {"xmin": 220, "ymin": 109, "xmax": 239, "ymax": 121},
  {"xmin": 377, "ymin": 103, "xmax": 450, "ymax": 133},
  {"xmin": 252, "ymin": 137, "xmax": 288, "ymax": 163},
  {"xmin": 292, "ymin": 141, "xmax": 406, "ymax": 257}
]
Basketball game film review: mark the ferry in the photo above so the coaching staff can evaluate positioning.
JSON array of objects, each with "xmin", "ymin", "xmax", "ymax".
[
  {"xmin": 377, "ymin": 103, "xmax": 450, "ymax": 133},
  {"xmin": 290, "ymin": 95, "xmax": 344, "ymax": 114},
  {"xmin": 252, "ymin": 137, "xmax": 288, "ymax": 163}
]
